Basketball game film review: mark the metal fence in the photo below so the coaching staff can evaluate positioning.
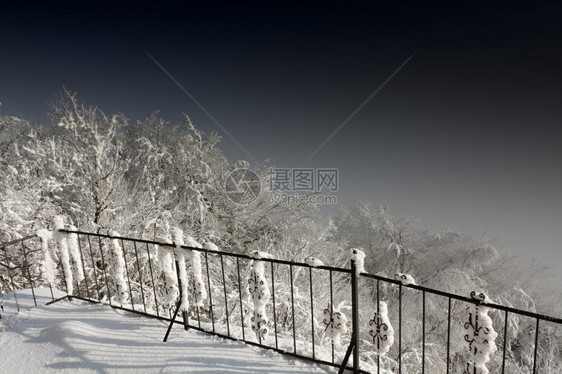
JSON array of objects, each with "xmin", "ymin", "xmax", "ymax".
[{"xmin": 2, "ymin": 230, "xmax": 562, "ymax": 373}]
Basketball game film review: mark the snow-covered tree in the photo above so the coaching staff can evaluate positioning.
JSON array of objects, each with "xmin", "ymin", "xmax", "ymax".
[
  {"xmin": 0, "ymin": 115, "xmax": 59, "ymax": 240},
  {"xmin": 47, "ymin": 89, "xmax": 131, "ymax": 230}
]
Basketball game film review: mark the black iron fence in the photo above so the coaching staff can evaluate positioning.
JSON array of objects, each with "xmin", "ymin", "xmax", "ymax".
[{"xmin": 2, "ymin": 230, "xmax": 562, "ymax": 373}]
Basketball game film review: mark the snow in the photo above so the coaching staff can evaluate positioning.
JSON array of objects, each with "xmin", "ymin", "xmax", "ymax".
[
  {"xmin": 37, "ymin": 229, "xmax": 56, "ymax": 284},
  {"xmin": 171, "ymin": 228, "xmax": 189, "ymax": 312},
  {"xmin": 67, "ymin": 225, "xmax": 85, "ymax": 283},
  {"xmin": 53, "ymin": 216, "xmax": 74, "ymax": 294},
  {"xmin": 186, "ymin": 236, "xmax": 206, "ymax": 307},
  {"xmin": 185, "ymin": 236, "xmax": 203, "ymax": 249},
  {"xmin": 367, "ymin": 301, "xmax": 394, "ymax": 355},
  {"xmin": 322, "ymin": 302, "xmax": 348, "ymax": 346},
  {"xmin": 250, "ymin": 250, "xmax": 273, "ymax": 260},
  {"xmin": 465, "ymin": 291, "xmax": 498, "ymax": 373},
  {"xmin": 109, "ymin": 231, "xmax": 129, "ymax": 304},
  {"xmin": 156, "ymin": 239, "xmax": 179, "ymax": 309},
  {"xmin": 203, "ymin": 240, "xmax": 219, "ymax": 252},
  {"xmin": 247, "ymin": 257, "xmax": 271, "ymax": 340},
  {"xmin": 394, "ymin": 272, "xmax": 416, "ymax": 286},
  {"xmin": 7, "ymin": 164, "xmax": 18, "ymax": 175},
  {"xmin": 350, "ymin": 248, "xmax": 365, "ymax": 275},
  {"xmin": 304, "ymin": 257, "xmax": 324, "ymax": 267},
  {"xmin": 0, "ymin": 289, "xmax": 329, "ymax": 373}
]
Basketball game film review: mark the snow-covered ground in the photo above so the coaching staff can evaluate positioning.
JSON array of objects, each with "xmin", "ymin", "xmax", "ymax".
[{"xmin": 0, "ymin": 289, "xmax": 330, "ymax": 373}]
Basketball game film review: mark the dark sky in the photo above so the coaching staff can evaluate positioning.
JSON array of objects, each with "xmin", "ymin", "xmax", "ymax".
[{"xmin": 2, "ymin": 1, "xmax": 562, "ymax": 281}]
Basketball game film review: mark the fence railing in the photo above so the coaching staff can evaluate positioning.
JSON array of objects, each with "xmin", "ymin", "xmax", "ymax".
[{"xmin": 2, "ymin": 230, "xmax": 562, "ymax": 373}]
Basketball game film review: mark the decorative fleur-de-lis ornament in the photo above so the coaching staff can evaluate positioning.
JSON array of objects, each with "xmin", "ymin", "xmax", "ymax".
[
  {"xmin": 247, "ymin": 256, "xmax": 271, "ymax": 341},
  {"xmin": 251, "ymin": 310, "xmax": 269, "ymax": 340},
  {"xmin": 368, "ymin": 301, "xmax": 394, "ymax": 355},
  {"xmin": 463, "ymin": 291, "xmax": 497, "ymax": 374},
  {"xmin": 322, "ymin": 303, "xmax": 348, "ymax": 345}
]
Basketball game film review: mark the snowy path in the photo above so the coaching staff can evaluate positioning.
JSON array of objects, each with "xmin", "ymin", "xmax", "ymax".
[{"xmin": 0, "ymin": 290, "xmax": 330, "ymax": 373}]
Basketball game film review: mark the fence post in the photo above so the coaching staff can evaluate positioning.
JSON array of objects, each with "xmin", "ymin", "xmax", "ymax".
[
  {"xmin": 1, "ymin": 244, "xmax": 20, "ymax": 312},
  {"xmin": 339, "ymin": 259, "xmax": 360, "ymax": 373},
  {"xmin": 351, "ymin": 259, "xmax": 360, "ymax": 373},
  {"xmin": 163, "ymin": 260, "xmax": 188, "ymax": 342}
]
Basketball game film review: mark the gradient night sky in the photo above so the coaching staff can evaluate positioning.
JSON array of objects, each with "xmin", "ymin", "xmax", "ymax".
[{"xmin": 2, "ymin": 1, "xmax": 562, "ymax": 282}]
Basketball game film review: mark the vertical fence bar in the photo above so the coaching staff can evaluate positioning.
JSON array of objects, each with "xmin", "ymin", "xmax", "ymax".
[
  {"xmin": 163, "ymin": 259, "xmax": 186, "ymax": 341},
  {"xmin": 56, "ymin": 239, "xmax": 69, "ymax": 295},
  {"xmin": 76, "ymin": 234, "xmax": 91, "ymax": 299},
  {"xmin": 309, "ymin": 267, "xmax": 315, "ymax": 360},
  {"xmin": 120, "ymin": 239, "xmax": 134, "ymax": 310},
  {"xmin": 351, "ymin": 261, "xmax": 360, "ymax": 373},
  {"xmin": 502, "ymin": 310, "xmax": 508, "ymax": 374},
  {"xmin": 289, "ymin": 264, "xmax": 297, "ymax": 354},
  {"xmin": 68, "ymin": 235, "xmax": 82, "ymax": 299},
  {"xmin": 21, "ymin": 241, "xmax": 37, "ymax": 306},
  {"xmin": 236, "ymin": 257, "xmax": 245, "ymax": 341},
  {"xmin": 97, "ymin": 236, "xmax": 112, "ymax": 305},
  {"xmin": 121, "ymin": 240, "xmax": 134, "ymax": 309},
  {"xmin": 168, "ymin": 257, "xmax": 176, "ymax": 320},
  {"xmin": 205, "ymin": 251, "xmax": 215, "ymax": 333},
  {"xmin": 73, "ymin": 274, "xmax": 82, "ymax": 299},
  {"xmin": 377, "ymin": 279, "xmax": 380, "ymax": 372},
  {"xmin": 270, "ymin": 261, "xmax": 278, "ymax": 350},
  {"xmin": 446, "ymin": 297, "xmax": 451, "ymax": 374},
  {"xmin": 329, "ymin": 269, "xmax": 334, "ymax": 363},
  {"xmin": 48, "ymin": 283, "xmax": 55, "ymax": 301},
  {"xmin": 533, "ymin": 318, "xmax": 540, "ymax": 374},
  {"xmin": 86, "ymin": 236, "xmax": 101, "ymax": 300},
  {"xmin": 173, "ymin": 259, "xmax": 188, "ymax": 331},
  {"xmin": 422, "ymin": 290, "xmax": 426, "ymax": 374},
  {"xmin": 340, "ymin": 261, "xmax": 360, "ymax": 374},
  {"xmin": 145, "ymin": 243, "xmax": 159, "ymax": 317},
  {"xmin": 2, "ymin": 244, "xmax": 20, "ymax": 311},
  {"xmin": 132, "ymin": 241, "xmax": 147, "ymax": 314},
  {"xmin": 219, "ymin": 254, "xmax": 230, "ymax": 337},
  {"xmin": 398, "ymin": 284, "xmax": 402, "ymax": 374}
]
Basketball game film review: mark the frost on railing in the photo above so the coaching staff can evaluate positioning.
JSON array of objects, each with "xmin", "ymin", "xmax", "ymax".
[
  {"xmin": 109, "ymin": 231, "xmax": 128, "ymax": 304},
  {"xmin": 323, "ymin": 301, "xmax": 348, "ymax": 346},
  {"xmin": 28, "ymin": 222, "xmax": 561, "ymax": 374},
  {"xmin": 350, "ymin": 248, "xmax": 365, "ymax": 275},
  {"xmin": 171, "ymin": 228, "xmax": 189, "ymax": 312},
  {"xmin": 394, "ymin": 272, "xmax": 416, "ymax": 286},
  {"xmin": 37, "ymin": 216, "xmax": 84, "ymax": 294},
  {"xmin": 156, "ymin": 237, "xmax": 178, "ymax": 309},
  {"xmin": 248, "ymin": 250, "xmax": 272, "ymax": 341},
  {"xmin": 187, "ymin": 236, "xmax": 206, "ymax": 307},
  {"xmin": 171, "ymin": 228, "xmax": 209, "ymax": 313},
  {"xmin": 304, "ymin": 256, "xmax": 324, "ymax": 267},
  {"xmin": 53, "ymin": 216, "xmax": 74, "ymax": 294},
  {"xmin": 464, "ymin": 291, "xmax": 497, "ymax": 374},
  {"xmin": 368, "ymin": 301, "xmax": 394, "ymax": 355},
  {"xmin": 67, "ymin": 226, "xmax": 84, "ymax": 284},
  {"xmin": 36, "ymin": 229, "xmax": 56, "ymax": 284}
]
